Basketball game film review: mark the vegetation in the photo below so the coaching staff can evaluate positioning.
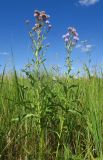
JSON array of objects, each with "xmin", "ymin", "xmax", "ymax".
[{"xmin": 0, "ymin": 10, "xmax": 103, "ymax": 160}]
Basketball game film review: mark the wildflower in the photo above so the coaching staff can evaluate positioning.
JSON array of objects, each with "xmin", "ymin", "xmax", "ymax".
[
  {"xmin": 73, "ymin": 36, "xmax": 79, "ymax": 41},
  {"xmin": 38, "ymin": 15, "xmax": 43, "ymax": 21},
  {"xmin": 41, "ymin": 14, "xmax": 47, "ymax": 20},
  {"xmin": 34, "ymin": 13, "xmax": 39, "ymax": 17},
  {"xmin": 45, "ymin": 20, "xmax": 50, "ymax": 24},
  {"xmin": 48, "ymin": 24, "xmax": 52, "ymax": 29},
  {"xmin": 65, "ymin": 32, "xmax": 70, "ymax": 38},
  {"xmin": 71, "ymin": 27, "xmax": 76, "ymax": 33},
  {"xmin": 41, "ymin": 11, "xmax": 46, "ymax": 14},
  {"xmin": 68, "ymin": 27, "xmax": 73, "ymax": 32},
  {"xmin": 40, "ymin": 11, "xmax": 49, "ymax": 21},
  {"xmin": 32, "ymin": 23, "xmax": 42, "ymax": 31},
  {"xmin": 33, "ymin": 10, "xmax": 51, "ymax": 30},
  {"xmin": 32, "ymin": 9, "xmax": 52, "ymax": 36},
  {"xmin": 63, "ymin": 26, "xmax": 79, "ymax": 75},
  {"xmin": 63, "ymin": 26, "xmax": 79, "ymax": 45},
  {"xmin": 34, "ymin": 10, "xmax": 40, "ymax": 17},
  {"xmin": 25, "ymin": 9, "xmax": 51, "ymax": 80},
  {"xmin": 64, "ymin": 38, "xmax": 69, "ymax": 42},
  {"xmin": 74, "ymin": 31, "xmax": 79, "ymax": 37}
]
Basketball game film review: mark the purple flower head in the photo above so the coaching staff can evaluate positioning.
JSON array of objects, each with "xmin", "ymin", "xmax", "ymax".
[
  {"xmin": 72, "ymin": 27, "xmax": 76, "ymax": 33},
  {"xmin": 35, "ymin": 23, "xmax": 38, "ymax": 27},
  {"xmin": 65, "ymin": 32, "xmax": 70, "ymax": 38},
  {"xmin": 45, "ymin": 20, "xmax": 50, "ymax": 24},
  {"xmin": 74, "ymin": 31, "xmax": 79, "ymax": 37},
  {"xmin": 34, "ymin": 13, "xmax": 38, "ymax": 17},
  {"xmin": 33, "ymin": 10, "xmax": 52, "ymax": 33},
  {"xmin": 64, "ymin": 38, "xmax": 69, "ymax": 42},
  {"xmin": 63, "ymin": 26, "xmax": 79, "ymax": 49},
  {"xmin": 68, "ymin": 27, "xmax": 77, "ymax": 36},
  {"xmin": 41, "ymin": 11, "xmax": 46, "ymax": 14},
  {"xmin": 48, "ymin": 24, "xmax": 52, "ymax": 28},
  {"xmin": 34, "ymin": 10, "xmax": 40, "ymax": 18},
  {"xmin": 34, "ymin": 10, "xmax": 50, "ymax": 22},
  {"xmin": 68, "ymin": 27, "xmax": 73, "ymax": 31},
  {"xmin": 73, "ymin": 36, "xmax": 79, "ymax": 41}
]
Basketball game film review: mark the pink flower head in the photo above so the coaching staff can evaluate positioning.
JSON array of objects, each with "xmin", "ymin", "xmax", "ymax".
[
  {"xmin": 73, "ymin": 36, "xmax": 79, "ymax": 41},
  {"xmin": 74, "ymin": 31, "xmax": 79, "ymax": 37},
  {"xmin": 34, "ymin": 10, "xmax": 50, "ymax": 22},
  {"xmin": 72, "ymin": 27, "xmax": 76, "ymax": 33},
  {"xmin": 45, "ymin": 20, "xmax": 50, "ymax": 24},
  {"xmin": 41, "ymin": 11, "xmax": 46, "ymax": 14},
  {"xmin": 34, "ymin": 10, "xmax": 40, "ymax": 17},
  {"xmin": 64, "ymin": 38, "xmax": 69, "ymax": 42},
  {"xmin": 68, "ymin": 27, "xmax": 73, "ymax": 31},
  {"xmin": 65, "ymin": 32, "xmax": 70, "ymax": 38},
  {"xmin": 38, "ymin": 15, "xmax": 43, "ymax": 20},
  {"xmin": 48, "ymin": 24, "xmax": 52, "ymax": 28},
  {"xmin": 33, "ymin": 9, "xmax": 51, "ymax": 33},
  {"xmin": 68, "ymin": 27, "xmax": 77, "ymax": 35},
  {"xmin": 34, "ymin": 13, "xmax": 38, "ymax": 17},
  {"xmin": 63, "ymin": 26, "xmax": 79, "ymax": 48}
]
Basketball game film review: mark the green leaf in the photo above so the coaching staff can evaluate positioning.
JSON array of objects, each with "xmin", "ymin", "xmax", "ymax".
[
  {"xmin": 11, "ymin": 118, "xmax": 19, "ymax": 122},
  {"xmin": 23, "ymin": 114, "xmax": 34, "ymax": 119}
]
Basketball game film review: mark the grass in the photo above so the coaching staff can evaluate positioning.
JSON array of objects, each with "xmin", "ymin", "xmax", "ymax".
[{"xmin": 0, "ymin": 67, "xmax": 103, "ymax": 160}]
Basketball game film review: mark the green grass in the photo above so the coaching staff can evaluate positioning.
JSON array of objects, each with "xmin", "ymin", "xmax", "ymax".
[{"xmin": 0, "ymin": 68, "xmax": 103, "ymax": 160}]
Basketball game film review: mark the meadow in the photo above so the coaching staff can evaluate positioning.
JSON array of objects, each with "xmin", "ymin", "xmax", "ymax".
[{"xmin": 0, "ymin": 10, "xmax": 103, "ymax": 160}]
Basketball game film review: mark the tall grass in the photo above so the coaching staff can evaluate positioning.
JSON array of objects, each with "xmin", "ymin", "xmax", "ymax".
[{"xmin": 0, "ymin": 67, "xmax": 103, "ymax": 160}]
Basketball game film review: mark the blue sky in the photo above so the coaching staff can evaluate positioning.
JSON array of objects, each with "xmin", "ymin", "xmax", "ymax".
[{"xmin": 0, "ymin": 0, "xmax": 103, "ymax": 72}]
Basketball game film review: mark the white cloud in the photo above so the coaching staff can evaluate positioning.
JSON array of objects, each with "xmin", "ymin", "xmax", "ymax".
[
  {"xmin": 76, "ymin": 44, "xmax": 82, "ymax": 48},
  {"xmin": 0, "ymin": 52, "xmax": 9, "ymax": 55},
  {"xmin": 81, "ymin": 44, "xmax": 93, "ymax": 52},
  {"xmin": 79, "ymin": 0, "xmax": 100, "ymax": 6},
  {"xmin": 76, "ymin": 41, "xmax": 94, "ymax": 53}
]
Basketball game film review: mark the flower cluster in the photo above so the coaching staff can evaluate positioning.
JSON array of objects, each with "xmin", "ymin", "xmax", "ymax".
[
  {"xmin": 25, "ymin": 10, "xmax": 79, "ymax": 77},
  {"xmin": 62, "ymin": 27, "xmax": 79, "ymax": 75},
  {"xmin": 33, "ymin": 10, "xmax": 52, "ymax": 31},
  {"xmin": 25, "ymin": 10, "xmax": 52, "ymax": 78},
  {"xmin": 62, "ymin": 27, "xmax": 79, "ymax": 47}
]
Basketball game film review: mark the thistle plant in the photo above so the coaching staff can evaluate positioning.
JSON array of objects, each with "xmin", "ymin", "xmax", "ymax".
[
  {"xmin": 63, "ymin": 27, "xmax": 79, "ymax": 75},
  {"xmin": 24, "ymin": 10, "xmax": 52, "ymax": 80}
]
